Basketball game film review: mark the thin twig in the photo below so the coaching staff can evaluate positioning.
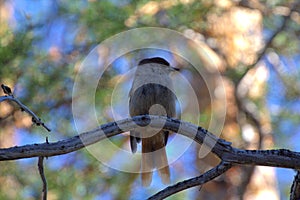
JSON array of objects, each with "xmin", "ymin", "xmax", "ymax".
[
  {"xmin": 290, "ymin": 170, "xmax": 300, "ymax": 200},
  {"xmin": 0, "ymin": 95, "xmax": 51, "ymax": 132},
  {"xmin": 147, "ymin": 161, "xmax": 232, "ymax": 200},
  {"xmin": 38, "ymin": 156, "xmax": 47, "ymax": 200}
]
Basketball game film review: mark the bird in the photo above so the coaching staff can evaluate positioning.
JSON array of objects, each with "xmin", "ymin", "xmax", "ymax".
[{"xmin": 129, "ymin": 57, "xmax": 178, "ymax": 186}]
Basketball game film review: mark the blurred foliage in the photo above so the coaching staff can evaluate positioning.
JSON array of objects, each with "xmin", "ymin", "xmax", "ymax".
[{"xmin": 0, "ymin": 0, "xmax": 299, "ymax": 199}]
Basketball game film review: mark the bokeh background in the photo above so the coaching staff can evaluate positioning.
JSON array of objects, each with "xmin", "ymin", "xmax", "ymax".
[{"xmin": 0, "ymin": 0, "xmax": 299, "ymax": 199}]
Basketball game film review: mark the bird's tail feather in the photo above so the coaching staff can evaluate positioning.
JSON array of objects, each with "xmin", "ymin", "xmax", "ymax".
[
  {"xmin": 141, "ymin": 133, "xmax": 170, "ymax": 186},
  {"xmin": 141, "ymin": 148, "xmax": 154, "ymax": 186},
  {"xmin": 154, "ymin": 148, "xmax": 170, "ymax": 184}
]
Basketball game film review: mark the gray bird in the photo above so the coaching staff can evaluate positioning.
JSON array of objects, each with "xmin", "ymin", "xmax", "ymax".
[{"xmin": 129, "ymin": 57, "xmax": 178, "ymax": 186}]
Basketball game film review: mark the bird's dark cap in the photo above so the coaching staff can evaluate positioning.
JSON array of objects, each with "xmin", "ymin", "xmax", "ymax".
[{"xmin": 138, "ymin": 57, "xmax": 170, "ymax": 66}]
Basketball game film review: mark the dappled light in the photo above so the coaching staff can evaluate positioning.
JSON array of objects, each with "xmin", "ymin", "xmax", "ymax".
[{"xmin": 0, "ymin": 0, "xmax": 300, "ymax": 199}]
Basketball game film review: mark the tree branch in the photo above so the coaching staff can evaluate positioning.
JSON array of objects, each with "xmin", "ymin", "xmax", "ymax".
[
  {"xmin": 38, "ymin": 156, "xmax": 47, "ymax": 200},
  {"xmin": 1, "ymin": 115, "xmax": 300, "ymax": 169},
  {"xmin": 0, "ymin": 94, "xmax": 51, "ymax": 132},
  {"xmin": 1, "ymin": 115, "xmax": 300, "ymax": 199},
  {"xmin": 148, "ymin": 161, "xmax": 232, "ymax": 200},
  {"xmin": 290, "ymin": 170, "xmax": 300, "ymax": 200}
]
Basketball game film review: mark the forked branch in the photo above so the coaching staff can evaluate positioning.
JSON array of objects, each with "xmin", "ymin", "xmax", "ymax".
[
  {"xmin": 1, "ymin": 90, "xmax": 300, "ymax": 199},
  {"xmin": 1, "ymin": 115, "xmax": 300, "ymax": 198}
]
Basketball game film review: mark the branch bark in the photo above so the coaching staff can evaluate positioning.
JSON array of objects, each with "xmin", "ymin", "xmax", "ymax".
[
  {"xmin": 148, "ymin": 161, "xmax": 232, "ymax": 200},
  {"xmin": 1, "ymin": 115, "xmax": 300, "ymax": 199},
  {"xmin": 0, "ymin": 95, "xmax": 51, "ymax": 132},
  {"xmin": 38, "ymin": 157, "xmax": 47, "ymax": 200},
  {"xmin": 290, "ymin": 170, "xmax": 300, "ymax": 200},
  {"xmin": 1, "ymin": 115, "xmax": 300, "ymax": 168}
]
